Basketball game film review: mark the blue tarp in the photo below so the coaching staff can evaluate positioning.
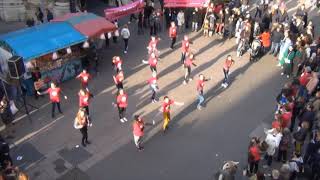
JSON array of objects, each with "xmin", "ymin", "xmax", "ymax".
[{"xmin": 0, "ymin": 22, "xmax": 87, "ymax": 62}]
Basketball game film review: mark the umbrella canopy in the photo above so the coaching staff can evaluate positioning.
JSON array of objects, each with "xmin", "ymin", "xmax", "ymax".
[{"xmin": 52, "ymin": 12, "xmax": 117, "ymax": 38}]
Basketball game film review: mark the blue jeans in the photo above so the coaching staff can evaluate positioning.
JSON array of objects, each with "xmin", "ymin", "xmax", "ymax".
[
  {"xmin": 270, "ymin": 42, "xmax": 280, "ymax": 56},
  {"xmin": 197, "ymin": 93, "xmax": 204, "ymax": 107}
]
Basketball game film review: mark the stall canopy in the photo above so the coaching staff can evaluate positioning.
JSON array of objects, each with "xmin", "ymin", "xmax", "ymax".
[
  {"xmin": 52, "ymin": 12, "xmax": 117, "ymax": 38},
  {"xmin": 164, "ymin": 0, "xmax": 208, "ymax": 7},
  {"xmin": 0, "ymin": 22, "xmax": 87, "ymax": 62},
  {"xmin": 104, "ymin": 0, "xmax": 145, "ymax": 21}
]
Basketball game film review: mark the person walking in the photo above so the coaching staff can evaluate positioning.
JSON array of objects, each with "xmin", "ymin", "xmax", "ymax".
[
  {"xmin": 78, "ymin": 88, "xmax": 93, "ymax": 116},
  {"xmin": 177, "ymin": 10, "xmax": 185, "ymax": 33},
  {"xmin": 169, "ymin": 22, "xmax": 177, "ymax": 49},
  {"xmin": 147, "ymin": 36, "xmax": 160, "ymax": 56},
  {"xmin": 191, "ymin": 8, "xmax": 199, "ymax": 32},
  {"xmin": 46, "ymin": 8, "xmax": 53, "ymax": 22},
  {"xmin": 222, "ymin": 55, "xmax": 235, "ymax": 88},
  {"xmin": 147, "ymin": 71, "xmax": 159, "ymax": 103},
  {"xmin": 183, "ymin": 53, "xmax": 197, "ymax": 85},
  {"xmin": 137, "ymin": 12, "xmax": 144, "ymax": 35},
  {"xmin": 113, "ymin": 70, "xmax": 124, "ymax": 91},
  {"xmin": 116, "ymin": 89, "xmax": 128, "ymax": 123},
  {"xmin": 196, "ymin": 74, "xmax": 211, "ymax": 110},
  {"xmin": 76, "ymin": 69, "xmax": 91, "ymax": 89},
  {"xmin": 161, "ymin": 96, "xmax": 184, "ymax": 132},
  {"xmin": 132, "ymin": 115, "xmax": 155, "ymax": 151},
  {"xmin": 74, "ymin": 108, "xmax": 91, "ymax": 147},
  {"xmin": 270, "ymin": 26, "xmax": 284, "ymax": 57},
  {"xmin": 121, "ymin": 24, "xmax": 130, "ymax": 53},
  {"xmin": 35, "ymin": 7, "xmax": 44, "ymax": 23},
  {"xmin": 181, "ymin": 35, "xmax": 191, "ymax": 66},
  {"xmin": 112, "ymin": 56, "xmax": 122, "ymax": 73},
  {"xmin": 37, "ymin": 82, "xmax": 67, "ymax": 118}
]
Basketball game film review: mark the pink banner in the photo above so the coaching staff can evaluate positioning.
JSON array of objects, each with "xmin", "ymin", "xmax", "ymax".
[
  {"xmin": 164, "ymin": 0, "xmax": 207, "ymax": 7},
  {"xmin": 104, "ymin": 0, "xmax": 145, "ymax": 21}
]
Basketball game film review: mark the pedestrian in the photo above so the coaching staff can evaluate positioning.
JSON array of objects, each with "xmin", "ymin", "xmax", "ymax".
[
  {"xmin": 76, "ymin": 69, "xmax": 91, "ymax": 89},
  {"xmin": 169, "ymin": 22, "xmax": 177, "ymax": 49},
  {"xmin": 180, "ymin": 35, "xmax": 191, "ymax": 66},
  {"xmin": 129, "ymin": 13, "xmax": 137, "ymax": 24},
  {"xmin": 222, "ymin": 55, "xmax": 235, "ymax": 88},
  {"xmin": 277, "ymin": 128, "xmax": 291, "ymax": 163},
  {"xmin": 288, "ymin": 152, "xmax": 304, "ymax": 180},
  {"xmin": 177, "ymin": 10, "xmax": 185, "ymax": 33},
  {"xmin": 149, "ymin": 12, "xmax": 157, "ymax": 36},
  {"xmin": 37, "ymin": 82, "xmax": 67, "ymax": 118},
  {"xmin": 35, "ymin": 7, "xmax": 44, "ymax": 23},
  {"xmin": 73, "ymin": 108, "xmax": 91, "ymax": 147},
  {"xmin": 112, "ymin": 21, "xmax": 119, "ymax": 43},
  {"xmin": 116, "ymin": 89, "xmax": 128, "ymax": 123},
  {"xmin": 293, "ymin": 121, "xmax": 309, "ymax": 155},
  {"xmin": 46, "ymin": 8, "xmax": 53, "ymax": 22},
  {"xmin": 208, "ymin": 10, "xmax": 216, "ymax": 37},
  {"xmin": 270, "ymin": 26, "xmax": 284, "ymax": 57},
  {"xmin": 113, "ymin": 70, "xmax": 124, "ymax": 91},
  {"xmin": 191, "ymin": 8, "xmax": 199, "ymax": 32},
  {"xmin": 235, "ymin": 17, "xmax": 244, "ymax": 44},
  {"xmin": 147, "ymin": 36, "xmax": 160, "ymax": 56},
  {"xmin": 248, "ymin": 137, "xmax": 261, "ymax": 175},
  {"xmin": 215, "ymin": 10, "xmax": 225, "ymax": 35},
  {"xmin": 0, "ymin": 97, "xmax": 14, "ymax": 139},
  {"xmin": 203, "ymin": 19, "xmax": 209, "ymax": 37},
  {"xmin": 132, "ymin": 115, "xmax": 154, "ymax": 151},
  {"xmin": 31, "ymin": 67, "xmax": 42, "ymax": 99},
  {"xmin": 121, "ymin": 24, "xmax": 130, "ymax": 53},
  {"xmin": 281, "ymin": 45, "xmax": 296, "ymax": 78},
  {"xmin": 183, "ymin": 53, "xmax": 197, "ymax": 85},
  {"xmin": 161, "ymin": 96, "xmax": 184, "ymax": 132},
  {"xmin": 278, "ymin": 31, "xmax": 292, "ymax": 66},
  {"xmin": 147, "ymin": 71, "xmax": 159, "ymax": 103},
  {"xmin": 237, "ymin": 25, "xmax": 251, "ymax": 57},
  {"xmin": 78, "ymin": 88, "xmax": 93, "ymax": 116},
  {"xmin": 196, "ymin": 74, "xmax": 211, "ymax": 110},
  {"xmin": 264, "ymin": 128, "xmax": 282, "ymax": 167},
  {"xmin": 142, "ymin": 52, "xmax": 158, "ymax": 73},
  {"xmin": 259, "ymin": 29, "xmax": 271, "ymax": 54},
  {"xmin": 155, "ymin": 11, "xmax": 162, "ymax": 33},
  {"xmin": 137, "ymin": 12, "xmax": 144, "ymax": 35},
  {"xmin": 26, "ymin": 16, "xmax": 35, "ymax": 27},
  {"xmin": 112, "ymin": 56, "xmax": 122, "ymax": 73}
]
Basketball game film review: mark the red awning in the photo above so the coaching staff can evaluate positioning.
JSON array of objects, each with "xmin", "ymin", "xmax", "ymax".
[
  {"xmin": 52, "ymin": 13, "xmax": 117, "ymax": 38},
  {"xmin": 104, "ymin": 0, "xmax": 145, "ymax": 21},
  {"xmin": 164, "ymin": 0, "xmax": 208, "ymax": 7}
]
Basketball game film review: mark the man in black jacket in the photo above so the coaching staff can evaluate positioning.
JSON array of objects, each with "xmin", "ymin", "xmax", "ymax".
[{"xmin": 270, "ymin": 26, "xmax": 284, "ymax": 57}]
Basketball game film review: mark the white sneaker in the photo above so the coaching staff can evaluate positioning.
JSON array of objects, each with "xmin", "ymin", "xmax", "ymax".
[
  {"xmin": 123, "ymin": 117, "xmax": 128, "ymax": 122},
  {"xmin": 183, "ymin": 81, "xmax": 187, "ymax": 85},
  {"xmin": 124, "ymin": 51, "xmax": 127, "ymax": 54},
  {"xmin": 197, "ymin": 105, "xmax": 202, "ymax": 110},
  {"xmin": 281, "ymin": 66, "xmax": 283, "ymax": 69},
  {"xmin": 120, "ymin": 119, "xmax": 125, "ymax": 123},
  {"xmin": 189, "ymin": 78, "xmax": 193, "ymax": 81},
  {"xmin": 286, "ymin": 75, "xmax": 290, "ymax": 78},
  {"xmin": 281, "ymin": 72, "xmax": 284, "ymax": 76},
  {"xmin": 276, "ymin": 63, "xmax": 281, "ymax": 67}
]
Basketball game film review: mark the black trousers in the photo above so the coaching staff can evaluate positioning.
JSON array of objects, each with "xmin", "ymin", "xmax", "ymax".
[
  {"xmin": 181, "ymin": 52, "xmax": 187, "ymax": 64},
  {"xmin": 123, "ymin": 38, "xmax": 129, "ymax": 51},
  {"xmin": 170, "ymin": 37, "xmax": 176, "ymax": 48},
  {"xmin": 118, "ymin": 107, "xmax": 126, "ymax": 119},
  {"xmin": 150, "ymin": 25, "xmax": 157, "ymax": 36},
  {"xmin": 277, "ymin": 149, "xmax": 287, "ymax": 162},
  {"xmin": 116, "ymin": 82, "xmax": 123, "ymax": 90},
  {"xmin": 151, "ymin": 89, "xmax": 156, "ymax": 100},
  {"xmin": 223, "ymin": 69, "xmax": 229, "ymax": 84},
  {"xmin": 82, "ymin": 106, "xmax": 89, "ymax": 115},
  {"xmin": 52, "ymin": 102, "xmax": 62, "ymax": 117},
  {"xmin": 249, "ymin": 160, "xmax": 259, "ymax": 174},
  {"xmin": 184, "ymin": 66, "xmax": 191, "ymax": 81},
  {"xmin": 150, "ymin": 66, "xmax": 157, "ymax": 73},
  {"xmin": 80, "ymin": 125, "xmax": 88, "ymax": 144}
]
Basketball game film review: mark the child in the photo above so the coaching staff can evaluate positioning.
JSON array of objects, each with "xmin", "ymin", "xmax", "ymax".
[{"xmin": 203, "ymin": 19, "xmax": 209, "ymax": 37}]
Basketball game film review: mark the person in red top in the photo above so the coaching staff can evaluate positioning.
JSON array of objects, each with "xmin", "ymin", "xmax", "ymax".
[
  {"xmin": 279, "ymin": 105, "xmax": 292, "ymax": 129},
  {"xmin": 112, "ymin": 56, "xmax": 122, "ymax": 73},
  {"xmin": 142, "ymin": 52, "xmax": 158, "ymax": 73},
  {"xmin": 148, "ymin": 36, "xmax": 160, "ymax": 56},
  {"xmin": 161, "ymin": 96, "xmax": 184, "ymax": 132},
  {"xmin": 37, "ymin": 82, "xmax": 67, "ymax": 118},
  {"xmin": 196, "ymin": 74, "xmax": 211, "ymax": 110},
  {"xmin": 180, "ymin": 35, "xmax": 192, "ymax": 65},
  {"xmin": 116, "ymin": 89, "xmax": 128, "ymax": 123},
  {"xmin": 76, "ymin": 69, "xmax": 91, "ymax": 89},
  {"xmin": 299, "ymin": 66, "xmax": 312, "ymax": 87},
  {"xmin": 248, "ymin": 137, "xmax": 261, "ymax": 175},
  {"xmin": 147, "ymin": 71, "xmax": 159, "ymax": 103},
  {"xmin": 259, "ymin": 30, "xmax": 271, "ymax": 54},
  {"xmin": 183, "ymin": 53, "xmax": 197, "ymax": 85},
  {"xmin": 169, "ymin": 22, "xmax": 177, "ymax": 49},
  {"xmin": 132, "ymin": 114, "xmax": 154, "ymax": 151},
  {"xmin": 222, "ymin": 55, "xmax": 235, "ymax": 88},
  {"xmin": 78, "ymin": 88, "xmax": 93, "ymax": 115},
  {"xmin": 113, "ymin": 70, "xmax": 124, "ymax": 91}
]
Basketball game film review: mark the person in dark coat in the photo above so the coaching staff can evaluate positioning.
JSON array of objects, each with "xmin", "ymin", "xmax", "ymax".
[
  {"xmin": 149, "ymin": 12, "xmax": 157, "ymax": 36},
  {"xmin": 252, "ymin": 5, "xmax": 262, "ymax": 24},
  {"xmin": 137, "ymin": 12, "xmax": 144, "ymax": 35},
  {"xmin": 35, "ymin": 7, "xmax": 44, "ymax": 23},
  {"xmin": 31, "ymin": 67, "xmax": 42, "ymax": 99},
  {"xmin": 270, "ymin": 26, "xmax": 284, "ymax": 57},
  {"xmin": 26, "ymin": 17, "xmax": 35, "ymax": 27},
  {"xmin": 46, "ymin": 9, "xmax": 53, "ymax": 22},
  {"xmin": 295, "ymin": 4, "xmax": 308, "ymax": 28}
]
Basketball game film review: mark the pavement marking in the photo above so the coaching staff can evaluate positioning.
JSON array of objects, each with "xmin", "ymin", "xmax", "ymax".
[
  {"xmin": 0, "ymin": 102, "xmax": 51, "ymax": 132},
  {"xmin": 9, "ymin": 115, "xmax": 64, "ymax": 149}
]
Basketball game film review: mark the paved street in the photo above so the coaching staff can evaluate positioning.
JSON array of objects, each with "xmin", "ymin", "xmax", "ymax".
[{"xmin": 0, "ymin": 0, "xmax": 319, "ymax": 179}]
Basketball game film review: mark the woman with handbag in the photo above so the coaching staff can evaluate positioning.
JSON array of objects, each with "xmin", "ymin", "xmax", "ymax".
[{"xmin": 74, "ymin": 108, "xmax": 91, "ymax": 147}]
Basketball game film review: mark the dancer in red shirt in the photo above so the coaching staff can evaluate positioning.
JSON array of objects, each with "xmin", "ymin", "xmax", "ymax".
[
  {"xmin": 181, "ymin": 35, "xmax": 191, "ymax": 65},
  {"xmin": 116, "ymin": 89, "xmax": 128, "ymax": 123},
  {"xmin": 161, "ymin": 96, "xmax": 184, "ymax": 132},
  {"xmin": 169, "ymin": 22, "xmax": 177, "ymax": 49},
  {"xmin": 112, "ymin": 56, "xmax": 122, "ymax": 73},
  {"xmin": 148, "ymin": 36, "xmax": 160, "ymax": 57},
  {"xmin": 113, "ymin": 70, "xmax": 124, "ymax": 91},
  {"xmin": 132, "ymin": 114, "xmax": 154, "ymax": 151},
  {"xmin": 147, "ymin": 71, "xmax": 159, "ymax": 103},
  {"xmin": 183, "ymin": 53, "xmax": 197, "ymax": 85},
  {"xmin": 222, "ymin": 55, "xmax": 235, "ymax": 88},
  {"xmin": 78, "ymin": 88, "xmax": 93, "ymax": 116},
  {"xmin": 196, "ymin": 74, "xmax": 211, "ymax": 110},
  {"xmin": 142, "ymin": 52, "xmax": 158, "ymax": 73},
  {"xmin": 76, "ymin": 69, "xmax": 91, "ymax": 89},
  {"xmin": 37, "ymin": 82, "xmax": 67, "ymax": 118}
]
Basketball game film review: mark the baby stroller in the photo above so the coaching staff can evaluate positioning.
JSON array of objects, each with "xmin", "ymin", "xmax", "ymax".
[{"xmin": 249, "ymin": 38, "xmax": 262, "ymax": 62}]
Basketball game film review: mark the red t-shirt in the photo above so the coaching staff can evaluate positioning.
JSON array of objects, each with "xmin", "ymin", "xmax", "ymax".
[
  {"xmin": 223, "ymin": 59, "xmax": 234, "ymax": 70},
  {"xmin": 260, "ymin": 32, "xmax": 271, "ymax": 47},
  {"xmin": 181, "ymin": 40, "xmax": 190, "ymax": 53},
  {"xmin": 115, "ymin": 73, "xmax": 124, "ymax": 84},
  {"xmin": 281, "ymin": 111, "xmax": 292, "ymax": 128},
  {"xmin": 184, "ymin": 58, "xmax": 193, "ymax": 67},
  {"xmin": 249, "ymin": 146, "xmax": 261, "ymax": 161},
  {"xmin": 148, "ymin": 77, "xmax": 157, "ymax": 85},
  {"xmin": 47, "ymin": 88, "xmax": 61, "ymax": 103},
  {"xmin": 117, "ymin": 94, "xmax": 128, "ymax": 108},
  {"xmin": 197, "ymin": 80, "xmax": 205, "ymax": 91},
  {"xmin": 133, "ymin": 120, "xmax": 144, "ymax": 137},
  {"xmin": 299, "ymin": 72, "xmax": 312, "ymax": 87},
  {"xmin": 79, "ymin": 92, "xmax": 90, "ymax": 107},
  {"xmin": 148, "ymin": 39, "xmax": 159, "ymax": 49},
  {"xmin": 162, "ymin": 100, "xmax": 174, "ymax": 113},
  {"xmin": 148, "ymin": 57, "xmax": 158, "ymax": 67},
  {"xmin": 113, "ymin": 58, "xmax": 122, "ymax": 69},
  {"xmin": 169, "ymin": 27, "xmax": 177, "ymax": 37},
  {"xmin": 78, "ymin": 72, "xmax": 90, "ymax": 85},
  {"xmin": 272, "ymin": 120, "xmax": 281, "ymax": 129}
]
